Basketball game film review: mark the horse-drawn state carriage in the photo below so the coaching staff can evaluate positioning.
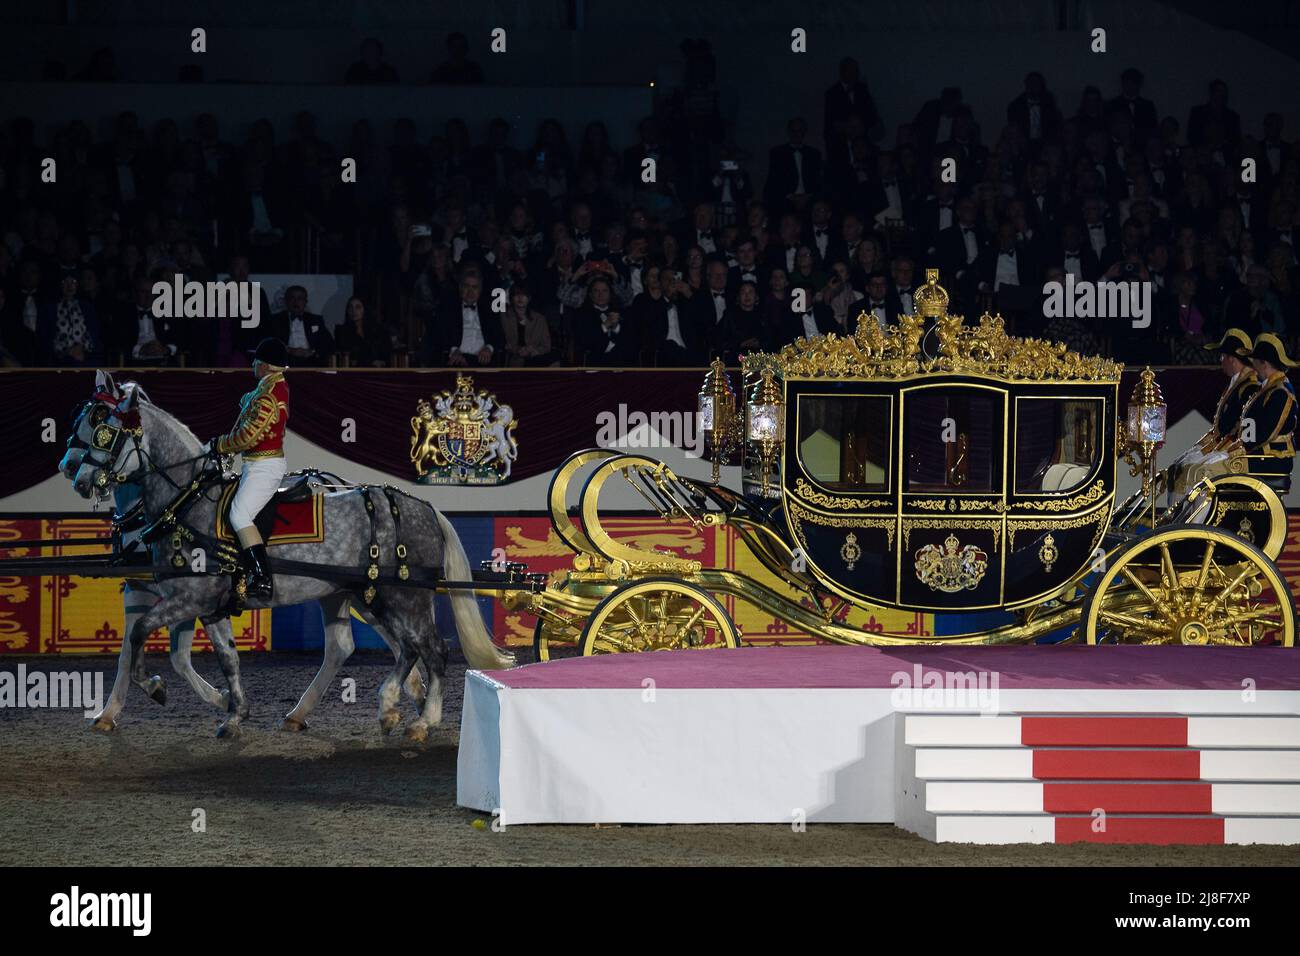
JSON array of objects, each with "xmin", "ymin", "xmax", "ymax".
[{"xmin": 509, "ymin": 270, "xmax": 1295, "ymax": 657}]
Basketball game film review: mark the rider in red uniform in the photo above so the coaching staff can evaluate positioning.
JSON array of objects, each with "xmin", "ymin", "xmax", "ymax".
[{"xmin": 207, "ymin": 337, "xmax": 290, "ymax": 600}]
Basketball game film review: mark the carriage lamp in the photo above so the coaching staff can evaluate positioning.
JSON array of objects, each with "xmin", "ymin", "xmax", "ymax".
[
  {"xmin": 1122, "ymin": 366, "xmax": 1167, "ymax": 527},
  {"xmin": 746, "ymin": 368, "xmax": 784, "ymax": 497},
  {"xmin": 699, "ymin": 358, "xmax": 739, "ymax": 482}
]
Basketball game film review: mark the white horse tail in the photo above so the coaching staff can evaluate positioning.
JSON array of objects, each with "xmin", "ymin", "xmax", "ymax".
[{"xmin": 434, "ymin": 509, "xmax": 515, "ymax": 670}]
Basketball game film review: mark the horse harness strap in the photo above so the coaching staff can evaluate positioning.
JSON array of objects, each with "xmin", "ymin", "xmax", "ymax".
[
  {"xmin": 381, "ymin": 486, "xmax": 412, "ymax": 583},
  {"xmin": 359, "ymin": 485, "xmax": 414, "ymax": 608}
]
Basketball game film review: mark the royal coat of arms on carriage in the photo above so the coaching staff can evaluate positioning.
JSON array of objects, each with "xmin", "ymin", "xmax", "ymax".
[{"xmin": 410, "ymin": 373, "xmax": 518, "ymax": 485}]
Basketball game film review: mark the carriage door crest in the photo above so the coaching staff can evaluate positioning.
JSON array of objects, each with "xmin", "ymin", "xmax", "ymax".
[{"xmin": 410, "ymin": 373, "xmax": 518, "ymax": 485}]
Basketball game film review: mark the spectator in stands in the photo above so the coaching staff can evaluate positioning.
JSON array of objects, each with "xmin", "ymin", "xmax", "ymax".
[
  {"xmin": 499, "ymin": 283, "xmax": 556, "ymax": 367},
  {"xmin": 1188, "ymin": 79, "xmax": 1241, "ymax": 149},
  {"xmin": 2, "ymin": 260, "xmax": 41, "ymax": 366},
  {"xmin": 716, "ymin": 280, "xmax": 770, "ymax": 362},
  {"xmin": 1109, "ymin": 67, "xmax": 1157, "ymax": 141},
  {"xmin": 575, "ymin": 275, "xmax": 634, "ymax": 366},
  {"xmin": 345, "ymin": 38, "xmax": 399, "ymax": 84},
  {"xmin": 635, "ymin": 263, "xmax": 698, "ymax": 367},
  {"xmin": 40, "ymin": 275, "xmax": 101, "ymax": 366},
  {"xmin": 271, "ymin": 285, "xmax": 335, "ymax": 366},
  {"xmin": 430, "ymin": 32, "xmax": 485, "ymax": 85},
  {"xmin": 824, "ymin": 57, "xmax": 882, "ymax": 157},
  {"xmin": 1007, "ymin": 71, "xmax": 1062, "ymax": 147},
  {"xmin": 766, "ymin": 118, "xmax": 823, "ymax": 215},
  {"xmin": 7, "ymin": 43, "xmax": 1297, "ymax": 378},
  {"xmin": 430, "ymin": 267, "xmax": 501, "ymax": 367},
  {"xmin": 334, "ymin": 295, "xmax": 391, "ymax": 367},
  {"xmin": 114, "ymin": 275, "xmax": 181, "ymax": 365}
]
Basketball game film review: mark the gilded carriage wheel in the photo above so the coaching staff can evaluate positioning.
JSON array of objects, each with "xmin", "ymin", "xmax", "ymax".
[
  {"xmin": 578, "ymin": 579, "xmax": 741, "ymax": 656},
  {"xmin": 1081, "ymin": 526, "xmax": 1295, "ymax": 647},
  {"xmin": 532, "ymin": 616, "xmax": 583, "ymax": 663}
]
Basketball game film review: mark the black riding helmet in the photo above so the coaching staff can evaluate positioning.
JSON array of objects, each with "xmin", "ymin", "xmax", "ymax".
[{"xmin": 253, "ymin": 337, "xmax": 289, "ymax": 370}]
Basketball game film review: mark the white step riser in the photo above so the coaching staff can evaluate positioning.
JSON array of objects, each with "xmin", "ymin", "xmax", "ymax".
[
  {"xmin": 913, "ymin": 749, "xmax": 1300, "ymax": 781},
  {"xmin": 929, "ymin": 815, "xmax": 1300, "ymax": 845},
  {"xmin": 904, "ymin": 715, "xmax": 1300, "ymax": 748},
  {"xmin": 925, "ymin": 782, "xmax": 1300, "ymax": 815}
]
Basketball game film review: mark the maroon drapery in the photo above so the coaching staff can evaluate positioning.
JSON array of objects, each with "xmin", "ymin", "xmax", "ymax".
[{"xmin": 0, "ymin": 366, "xmax": 1264, "ymax": 501}]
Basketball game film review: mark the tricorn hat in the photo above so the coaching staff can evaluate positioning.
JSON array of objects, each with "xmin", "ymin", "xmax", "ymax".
[
  {"xmin": 1202, "ymin": 327, "xmax": 1252, "ymax": 358},
  {"xmin": 253, "ymin": 337, "xmax": 289, "ymax": 370},
  {"xmin": 1246, "ymin": 332, "xmax": 1299, "ymax": 369}
]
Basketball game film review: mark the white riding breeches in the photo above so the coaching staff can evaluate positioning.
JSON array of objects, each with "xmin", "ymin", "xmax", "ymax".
[{"xmin": 229, "ymin": 457, "xmax": 288, "ymax": 531}]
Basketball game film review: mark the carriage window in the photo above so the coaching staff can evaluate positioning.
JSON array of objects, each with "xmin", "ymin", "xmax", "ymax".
[
  {"xmin": 904, "ymin": 389, "xmax": 1003, "ymax": 493},
  {"xmin": 796, "ymin": 396, "xmax": 890, "ymax": 491},
  {"xmin": 1015, "ymin": 398, "xmax": 1102, "ymax": 494}
]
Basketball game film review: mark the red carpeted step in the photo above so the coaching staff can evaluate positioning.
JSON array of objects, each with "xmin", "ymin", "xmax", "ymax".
[
  {"xmin": 1043, "ymin": 782, "xmax": 1212, "ymax": 813},
  {"xmin": 1033, "ymin": 749, "xmax": 1201, "ymax": 780},
  {"xmin": 1055, "ymin": 815, "xmax": 1225, "ymax": 845},
  {"xmin": 1021, "ymin": 716, "xmax": 1188, "ymax": 747}
]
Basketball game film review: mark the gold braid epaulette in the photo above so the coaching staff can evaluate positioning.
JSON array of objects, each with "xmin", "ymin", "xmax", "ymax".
[{"xmin": 216, "ymin": 374, "xmax": 282, "ymax": 454}]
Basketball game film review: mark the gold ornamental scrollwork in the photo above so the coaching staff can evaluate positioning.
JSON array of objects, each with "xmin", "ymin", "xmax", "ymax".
[
  {"xmin": 1212, "ymin": 499, "xmax": 1267, "ymax": 526},
  {"xmin": 901, "ymin": 517, "xmax": 1001, "ymax": 552},
  {"xmin": 792, "ymin": 478, "xmax": 890, "ymax": 511},
  {"xmin": 959, "ymin": 498, "xmax": 1007, "ymax": 512},
  {"xmin": 759, "ymin": 271, "xmax": 1122, "ymax": 384},
  {"xmin": 1016, "ymin": 480, "xmax": 1106, "ymax": 512},
  {"xmin": 912, "ymin": 499, "xmax": 952, "ymax": 511},
  {"xmin": 787, "ymin": 501, "xmax": 897, "ymax": 549},
  {"xmin": 1006, "ymin": 507, "xmax": 1109, "ymax": 550}
]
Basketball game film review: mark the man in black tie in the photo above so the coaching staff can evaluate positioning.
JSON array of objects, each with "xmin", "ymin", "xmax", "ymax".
[
  {"xmin": 766, "ymin": 213, "xmax": 805, "ymax": 274},
  {"xmin": 917, "ymin": 179, "xmax": 959, "ymax": 257},
  {"xmin": 270, "ymin": 286, "xmax": 335, "ymax": 366},
  {"xmin": 576, "ymin": 276, "xmax": 636, "ymax": 367},
  {"xmin": 115, "ymin": 275, "xmax": 182, "ymax": 364},
  {"xmin": 1051, "ymin": 221, "xmax": 1102, "ymax": 282},
  {"xmin": 1108, "ymin": 67, "xmax": 1158, "ymax": 142},
  {"xmin": 568, "ymin": 202, "xmax": 596, "ymax": 261},
  {"xmin": 441, "ymin": 204, "xmax": 476, "ymax": 265},
  {"xmin": 826, "ymin": 213, "xmax": 865, "ymax": 272},
  {"xmin": 863, "ymin": 273, "xmax": 893, "ymax": 327},
  {"xmin": 765, "ymin": 117, "xmax": 823, "ymax": 215},
  {"xmin": 677, "ymin": 202, "xmax": 718, "ymax": 255},
  {"xmin": 1021, "ymin": 161, "xmax": 1060, "ymax": 232},
  {"xmin": 1006, "ymin": 71, "xmax": 1062, "ymax": 148},
  {"xmin": 865, "ymin": 151, "xmax": 911, "ymax": 226},
  {"xmin": 728, "ymin": 238, "xmax": 765, "ymax": 296},
  {"xmin": 823, "ymin": 57, "xmax": 882, "ymax": 157},
  {"xmin": 428, "ymin": 268, "xmax": 502, "ymax": 367},
  {"xmin": 888, "ymin": 257, "xmax": 917, "ymax": 318},
  {"xmin": 1080, "ymin": 197, "xmax": 1115, "ymax": 261},
  {"xmin": 690, "ymin": 260, "xmax": 732, "ymax": 358},
  {"xmin": 935, "ymin": 197, "xmax": 985, "ymax": 283},
  {"xmin": 807, "ymin": 199, "xmax": 834, "ymax": 267}
]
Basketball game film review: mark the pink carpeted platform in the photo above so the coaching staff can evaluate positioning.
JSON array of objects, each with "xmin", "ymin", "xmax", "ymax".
[{"xmin": 483, "ymin": 645, "xmax": 1300, "ymax": 691}]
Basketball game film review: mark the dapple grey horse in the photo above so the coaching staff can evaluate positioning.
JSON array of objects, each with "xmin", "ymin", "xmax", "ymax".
[
  {"xmin": 68, "ymin": 379, "xmax": 513, "ymax": 740},
  {"xmin": 61, "ymin": 375, "xmax": 430, "ymax": 736}
]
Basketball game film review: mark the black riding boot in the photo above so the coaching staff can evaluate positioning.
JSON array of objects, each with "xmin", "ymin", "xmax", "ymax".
[{"xmin": 243, "ymin": 544, "xmax": 273, "ymax": 601}]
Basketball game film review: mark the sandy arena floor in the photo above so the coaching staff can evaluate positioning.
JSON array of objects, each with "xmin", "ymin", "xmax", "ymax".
[{"xmin": 1, "ymin": 652, "xmax": 1296, "ymax": 867}]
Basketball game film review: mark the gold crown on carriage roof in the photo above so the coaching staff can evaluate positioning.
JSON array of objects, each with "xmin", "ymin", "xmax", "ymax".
[{"xmin": 746, "ymin": 268, "xmax": 1123, "ymax": 383}]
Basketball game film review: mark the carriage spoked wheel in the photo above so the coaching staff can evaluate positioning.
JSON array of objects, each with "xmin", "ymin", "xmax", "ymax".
[
  {"xmin": 1081, "ymin": 526, "xmax": 1295, "ymax": 647},
  {"xmin": 578, "ymin": 578, "xmax": 741, "ymax": 656},
  {"xmin": 532, "ymin": 617, "xmax": 584, "ymax": 663}
]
